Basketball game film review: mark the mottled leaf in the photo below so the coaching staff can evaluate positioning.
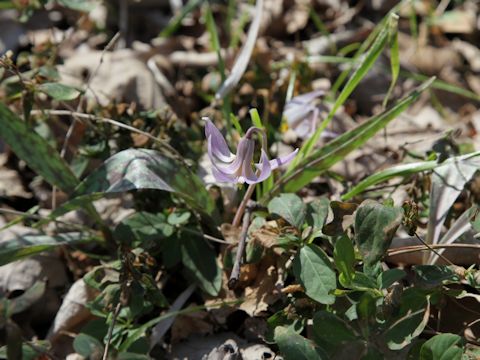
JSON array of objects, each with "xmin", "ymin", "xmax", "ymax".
[
  {"xmin": 268, "ymin": 193, "xmax": 306, "ymax": 228},
  {"xmin": 72, "ymin": 148, "xmax": 216, "ymax": 217},
  {"xmin": 0, "ymin": 103, "xmax": 78, "ymax": 192},
  {"xmin": 274, "ymin": 326, "xmax": 328, "ymax": 360},
  {"xmin": 354, "ymin": 200, "xmax": 403, "ymax": 267}
]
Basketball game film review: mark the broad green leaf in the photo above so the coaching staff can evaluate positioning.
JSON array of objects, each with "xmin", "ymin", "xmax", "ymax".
[
  {"xmin": 0, "ymin": 232, "xmax": 95, "ymax": 266},
  {"xmin": 0, "ymin": 103, "xmax": 78, "ymax": 192},
  {"xmin": 274, "ymin": 326, "xmax": 328, "ymax": 360},
  {"xmin": 297, "ymin": 12, "xmax": 398, "ymax": 161},
  {"xmin": 293, "ymin": 244, "xmax": 336, "ymax": 304},
  {"xmin": 354, "ymin": 200, "xmax": 403, "ymax": 268},
  {"xmin": 268, "ymin": 193, "xmax": 306, "ymax": 229},
  {"xmin": 384, "ymin": 288, "xmax": 430, "ymax": 350},
  {"xmin": 56, "ymin": 0, "xmax": 96, "ymax": 11},
  {"xmin": 413, "ymin": 265, "xmax": 459, "ymax": 288},
  {"xmin": 307, "ymin": 197, "xmax": 330, "ymax": 235},
  {"xmin": 38, "ymin": 82, "xmax": 81, "ymax": 101},
  {"xmin": 114, "ymin": 212, "xmax": 174, "ymax": 248},
  {"xmin": 72, "ymin": 148, "xmax": 216, "ymax": 218},
  {"xmin": 334, "ymin": 235, "xmax": 356, "ymax": 286},
  {"xmin": 419, "ymin": 333, "xmax": 463, "ymax": 360},
  {"xmin": 312, "ymin": 311, "xmax": 357, "ymax": 346},
  {"xmin": 379, "ymin": 268, "xmax": 406, "ymax": 289},
  {"xmin": 73, "ymin": 334, "xmax": 104, "ymax": 358},
  {"xmin": 180, "ymin": 235, "xmax": 222, "ymax": 296},
  {"xmin": 266, "ymin": 311, "xmax": 304, "ymax": 343},
  {"xmin": 266, "ymin": 78, "xmax": 434, "ymax": 198}
]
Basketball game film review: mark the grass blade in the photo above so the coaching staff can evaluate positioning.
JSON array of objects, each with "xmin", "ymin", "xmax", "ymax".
[
  {"xmin": 264, "ymin": 78, "xmax": 434, "ymax": 200},
  {"xmin": 295, "ymin": 12, "xmax": 398, "ymax": 164}
]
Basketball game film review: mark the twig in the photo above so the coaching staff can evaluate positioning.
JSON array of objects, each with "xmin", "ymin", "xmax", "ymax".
[
  {"xmin": 387, "ymin": 243, "xmax": 480, "ymax": 257},
  {"xmin": 228, "ymin": 201, "xmax": 254, "ymax": 289},
  {"xmin": 103, "ymin": 301, "xmax": 122, "ymax": 360},
  {"xmin": 0, "ymin": 208, "xmax": 94, "ymax": 233},
  {"xmin": 232, "ymin": 183, "xmax": 256, "ymax": 228},
  {"xmin": 32, "ymin": 109, "xmax": 182, "ymax": 158},
  {"xmin": 181, "ymin": 227, "xmax": 229, "ymax": 244},
  {"xmin": 413, "ymin": 232, "xmax": 456, "ymax": 266}
]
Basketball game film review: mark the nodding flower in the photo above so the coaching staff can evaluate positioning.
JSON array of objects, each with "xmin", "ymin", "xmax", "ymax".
[
  {"xmin": 204, "ymin": 118, "xmax": 298, "ymax": 184},
  {"xmin": 282, "ymin": 90, "xmax": 325, "ymax": 139}
]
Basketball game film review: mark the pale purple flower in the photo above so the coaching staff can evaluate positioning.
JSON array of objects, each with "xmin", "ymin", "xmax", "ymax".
[
  {"xmin": 205, "ymin": 118, "xmax": 298, "ymax": 184},
  {"xmin": 282, "ymin": 90, "xmax": 325, "ymax": 139}
]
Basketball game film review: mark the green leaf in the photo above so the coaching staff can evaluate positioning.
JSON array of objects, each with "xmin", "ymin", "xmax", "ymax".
[
  {"xmin": 167, "ymin": 211, "xmax": 191, "ymax": 226},
  {"xmin": 0, "ymin": 232, "xmax": 95, "ymax": 266},
  {"xmin": 341, "ymin": 160, "xmax": 438, "ymax": 200},
  {"xmin": 56, "ymin": 0, "xmax": 97, "ymax": 11},
  {"xmin": 413, "ymin": 265, "xmax": 459, "ymax": 288},
  {"xmin": 307, "ymin": 197, "xmax": 330, "ymax": 235},
  {"xmin": 384, "ymin": 289, "xmax": 430, "ymax": 350},
  {"xmin": 293, "ymin": 244, "xmax": 336, "ymax": 304},
  {"xmin": 354, "ymin": 200, "xmax": 403, "ymax": 268},
  {"xmin": 114, "ymin": 212, "xmax": 174, "ymax": 247},
  {"xmin": 334, "ymin": 235, "xmax": 356, "ymax": 287},
  {"xmin": 379, "ymin": 268, "xmax": 406, "ymax": 289},
  {"xmin": 38, "ymin": 82, "xmax": 81, "ymax": 101},
  {"xmin": 0, "ymin": 103, "xmax": 79, "ymax": 192},
  {"xmin": 181, "ymin": 235, "xmax": 222, "ymax": 296},
  {"xmin": 268, "ymin": 193, "xmax": 306, "ymax": 228},
  {"xmin": 274, "ymin": 326, "xmax": 328, "ymax": 360},
  {"xmin": 419, "ymin": 333, "xmax": 463, "ymax": 360},
  {"xmin": 297, "ymin": 13, "xmax": 395, "ymax": 160},
  {"xmin": 312, "ymin": 311, "xmax": 357, "ymax": 346},
  {"xmin": 73, "ymin": 334, "xmax": 104, "ymax": 358},
  {"xmin": 267, "ymin": 78, "xmax": 434, "ymax": 197},
  {"xmin": 72, "ymin": 148, "xmax": 216, "ymax": 218}
]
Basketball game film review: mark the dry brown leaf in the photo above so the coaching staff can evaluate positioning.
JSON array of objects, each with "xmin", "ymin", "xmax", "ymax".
[
  {"xmin": 239, "ymin": 257, "xmax": 280, "ymax": 317},
  {"xmin": 171, "ymin": 309, "xmax": 214, "ymax": 343}
]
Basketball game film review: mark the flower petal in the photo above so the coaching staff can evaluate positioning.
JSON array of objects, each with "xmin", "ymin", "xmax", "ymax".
[
  {"xmin": 288, "ymin": 89, "xmax": 325, "ymax": 106},
  {"xmin": 205, "ymin": 119, "xmax": 234, "ymax": 162},
  {"xmin": 212, "ymin": 166, "xmax": 237, "ymax": 183},
  {"xmin": 245, "ymin": 149, "xmax": 272, "ymax": 184},
  {"xmin": 269, "ymin": 148, "xmax": 299, "ymax": 170}
]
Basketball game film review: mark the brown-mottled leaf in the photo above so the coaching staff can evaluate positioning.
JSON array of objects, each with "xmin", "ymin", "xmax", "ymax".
[
  {"xmin": 323, "ymin": 201, "xmax": 358, "ymax": 236},
  {"xmin": 0, "ymin": 103, "xmax": 78, "ymax": 193},
  {"xmin": 72, "ymin": 148, "xmax": 216, "ymax": 217}
]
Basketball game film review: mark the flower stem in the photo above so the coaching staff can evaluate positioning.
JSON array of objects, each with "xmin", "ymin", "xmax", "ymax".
[{"xmin": 232, "ymin": 183, "xmax": 256, "ymax": 227}]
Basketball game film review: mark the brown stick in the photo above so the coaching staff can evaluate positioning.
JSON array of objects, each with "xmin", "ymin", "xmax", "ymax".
[{"xmin": 228, "ymin": 201, "xmax": 254, "ymax": 289}]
